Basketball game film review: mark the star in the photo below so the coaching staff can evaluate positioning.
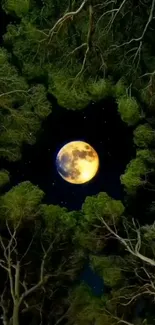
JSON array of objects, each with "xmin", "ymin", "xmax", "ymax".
[{"xmin": 84, "ymin": 116, "xmax": 86, "ymax": 119}]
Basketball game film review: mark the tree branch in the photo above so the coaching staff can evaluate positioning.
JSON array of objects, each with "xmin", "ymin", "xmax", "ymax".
[
  {"xmin": 110, "ymin": 0, "xmax": 155, "ymax": 50},
  {"xmin": 0, "ymin": 235, "xmax": 15, "ymax": 303},
  {"xmin": 0, "ymin": 285, "xmax": 10, "ymax": 325},
  {"xmin": 0, "ymin": 87, "xmax": 35, "ymax": 98},
  {"xmin": 107, "ymin": 0, "xmax": 128, "ymax": 33},
  {"xmin": 47, "ymin": 0, "xmax": 88, "ymax": 43},
  {"xmin": 100, "ymin": 217, "xmax": 155, "ymax": 266},
  {"xmin": 19, "ymin": 237, "xmax": 57, "ymax": 307},
  {"xmin": 14, "ymin": 262, "xmax": 20, "ymax": 300},
  {"xmin": 74, "ymin": 4, "xmax": 93, "ymax": 80},
  {"xmin": 19, "ymin": 276, "xmax": 49, "ymax": 306}
]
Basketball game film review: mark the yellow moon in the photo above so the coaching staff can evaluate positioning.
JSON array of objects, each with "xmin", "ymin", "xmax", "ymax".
[{"xmin": 56, "ymin": 141, "xmax": 99, "ymax": 184}]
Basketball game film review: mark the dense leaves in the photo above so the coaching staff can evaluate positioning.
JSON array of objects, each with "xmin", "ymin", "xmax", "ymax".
[
  {"xmin": 117, "ymin": 96, "xmax": 141, "ymax": 126},
  {"xmin": 82, "ymin": 192, "xmax": 124, "ymax": 223},
  {"xmin": 0, "ymin": 169, "xmax": 9, "ymax": 188},
  {"xmin": 133, "ymin": 124, "xmax": 155, "ymax": 147},
  {"xmin": 0, "ymin": 181, "xmax": 44, "ymax": 222},
  {"xmin": 90, "ymin": 255, "xmax": 123, "ymax": 287},
  {"xmin": 2, "ymin": 0, "xmax": 155, "ymax": 111},
  {"xmin": 1, "ymin": 1, "xmax": 155, "ymax": 325},
  {"xmin": 0, "ymin": 48, "xmax": 51, "ymax": 161}
]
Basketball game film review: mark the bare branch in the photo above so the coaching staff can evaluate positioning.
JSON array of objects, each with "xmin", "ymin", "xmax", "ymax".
[
  {"xmin": 110, "ymin": 0, "xmax": 155, "ymax": 50},
  {"xmin": 96, "ymin": 8, "xmax": 118, "ymax": 27},
  {"xmin": 20, "ymin": 230, "xmax": 36, "ymax": 263},
  {"xmin": 117, "ymin": 321, "xmax": 135, "ymax": 325},
  {"xmin": 0, "ymin": 285, "xmax": 10, "ymax": 325},
  {"xmin": 19, "ymin": 276, "xmax": 49, "ymax": 306},
  {"xmin": 68, "ymin": 43, "xmax": 87, "ymax": 56},
  {"xmin": 0, "ymin": 260, "xmax": 9, "ymax": 271},
  {"xmin": 104, "ymin": 308, "xmax": 134, "ymax": 325},
  {"xmin": 139, "ymin": 70, "xmax": 155, "ymax": 79},
  {"xmin": 18, "ymin": 237, "xmax": 58, "ymax": 307},
  {"xmin": 0, "ymin": 235, "xmax": 15, "ymax": 303},
  {"xmin": 121, "ymin": 290, "xmax": 151, "ymax": 306},
  {"xmin": 107, "ymin": 0, "xmax": 128, "ymax": 32},
  {"xmin": 0, "ymin": 89, "xmax": 31, "ymax": 98},
  {"xmin": 100, "ymin": 217, "xmax": 155, "ymax": 266},
  {"xmin": 47, "ymin": 0, "xmax": 88, "ymax": 43},
  {"xmin": 21, "ymin": 302, "xmax": 41, "ymax": 314},
  {"xmin": 14, "ymin": 262, "xmax": 20, "ymax": 299},
  {"xmin": 74, "ymin": 4, "xmax": 93, "ymax": 80},
  {"xmin": 40, "ymin": 238, "xmax": 56, "ymax": 282}
]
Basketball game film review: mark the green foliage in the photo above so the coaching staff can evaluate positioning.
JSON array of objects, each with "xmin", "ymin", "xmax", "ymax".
[
  {"xmin": 0, "ymin": 47, "xmax": 28, "ymax": 91},
  {"xmin": 22, "ymin": 62, "xmax": 47, "ymax": 81},
  {"xmin": 74, "ymin": 227, "xmax": 105, "ymax": 253},
  {"xmin": 137, "ymin": 149, "xmax": 155, "ymax": 164},
  {"xmin": 133, "ymin": 124, "xmax": 155, "ymax": 147},
  {"xmin": 114, "ymin": 79, "xmax": 127, "ymax": 98},
  {"xmin": 90, "ymin": 255, "xmax": 124, "ymax": 287},
  {"xmin": 48, "ymin": 68, "xmax": 91, "ymax": 109},
  {"xmin": 1, "ymin": 2, "xmax": 155, "ymax": 323},
  {"xmin": 120, "ymin": 157, "xmax": 147, "ymax": 193},
  {"xmin": 141, "ymin": 223, "xmax": 155, "ymax": 241},
  {"xmin": 3, "ymin": 22, "xmax": 45, "ymax": 62},
  {"xmin": 2, "ymin": 0, "xmax": 155, "ymax": 109},
  {"xmin": 0, "ymin": 170, "xmax": 10, "ymax": 188},
  {"xmin": 67, "ymin": 284, "xmax": 115, "ymax": 325},
  {"xmin": 117, "ymin": 96, "xmax": 141, "ymax": 126},
  {"xmin": 41, "ymin": 204, "xmax": 78, "ymax": 240},
  {"xmin": 3, "ymin": 0, "xmax": 30, "ymax": 17},
  {"xmin": 82, "ymin": 192, "xmax": 124, "ymax": 224},
  {"xmin": 121, "ymin": 148, "xmax": 155, "ymax": 193},
  {"xmin": 0, "ymin": 181, "xmax": 44, "ymax": 222},
  {"xmin": 28, "ymin": 84, "xmax": 51, "ymax": 118},
  {"xmin": 0, "ymin": 48, "xmax": 51, "ymax": 161},
  {"xmin": 87, "ymin": 78, "xmax": 114, "ymax": 101}
]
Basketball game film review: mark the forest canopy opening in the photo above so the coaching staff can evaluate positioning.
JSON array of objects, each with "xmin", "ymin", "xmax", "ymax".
[{"xmin": 1, "ymin": 1, "xmax": 155, "ymax": 325}]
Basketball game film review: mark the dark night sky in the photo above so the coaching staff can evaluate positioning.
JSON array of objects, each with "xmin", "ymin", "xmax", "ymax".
[
  {"xmin": 0, "ymin": 97, "xmax": 136, "ymax": 297},
  {"xmin": 0, "ymin": 6, "xmax": 147, "ymax": 304},
  {"xmin": 2, "ymin": 97, "xmax": 135, "ymax": 211}
]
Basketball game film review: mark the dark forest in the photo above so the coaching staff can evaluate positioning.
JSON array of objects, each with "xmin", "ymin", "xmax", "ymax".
[{"xmin": 1, "ymin": 0, "xmax": 155, "ymax": 324}]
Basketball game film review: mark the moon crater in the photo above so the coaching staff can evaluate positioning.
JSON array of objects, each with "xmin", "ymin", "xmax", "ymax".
[{"xmin": 56, "ymin": 141, "xmax": 99, "ymax": 184}]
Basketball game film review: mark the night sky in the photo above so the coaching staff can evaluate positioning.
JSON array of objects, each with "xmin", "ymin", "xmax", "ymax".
[
  {"xmin": 1, "ymin": 97, "xmax": 134, "ymax": 211},
  {"xmin": 0, "ymin": 97, "xmax": 136, "ymax": 296},
  {"xmin": 0, "ymin": 5, "xmax": 148, "ymax": 307}
]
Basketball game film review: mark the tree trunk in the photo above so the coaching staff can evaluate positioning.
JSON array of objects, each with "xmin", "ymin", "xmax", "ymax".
[{"xmin": 12, "ymin": 303, "xmax": 20, "ymax": 325}]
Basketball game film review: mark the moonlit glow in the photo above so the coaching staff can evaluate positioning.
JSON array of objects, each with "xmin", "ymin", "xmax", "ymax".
[{"xmin": 56, "ymin": 141, "xmax": 99, "ymax": 184}]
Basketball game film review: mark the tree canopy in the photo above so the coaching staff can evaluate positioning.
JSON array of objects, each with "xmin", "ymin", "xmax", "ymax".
[
  {"xmin": 1, "ymin": 1, "xmax": 155, "ymax": 325},
  {"xmin": 1, "ymin": 0, "xmax": 155, "ymax": 111}
]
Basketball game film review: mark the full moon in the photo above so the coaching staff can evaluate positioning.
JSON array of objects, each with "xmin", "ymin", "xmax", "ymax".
[{"xmin": 56, "ymin": 141, "xmax": 99, "ymax": 184}]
